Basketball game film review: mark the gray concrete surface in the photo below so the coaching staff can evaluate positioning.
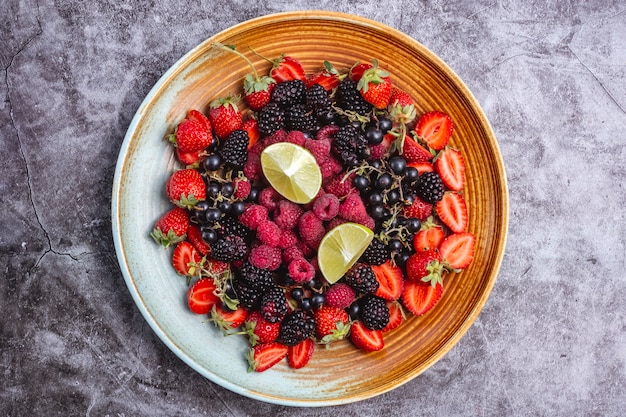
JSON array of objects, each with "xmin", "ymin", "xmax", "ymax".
[{"xmin": 2, "ymin": 0, "xmax": 625, "ymax": 415}]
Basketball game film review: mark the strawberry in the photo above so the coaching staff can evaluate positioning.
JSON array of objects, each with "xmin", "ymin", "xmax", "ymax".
[
  {"xmin": 176, "ymin": 147, "xmax": 205, "ymax": 166},
  {"xmin": 247, "ymin": 342, "xmax": 288, "ymax": 372},
  {"xmin": 244, "ymin": 75, "xmax": 275, "ymax": 111},
  {"xmin": 382, "ymin": 301, "xmax": 404, "ymax": 332},
  {"xmin": 436, "ymin": 192, "xmax": 468, "ymax": 233},
  {"xmin": 372, "ymin": 260, "xmax": 404, "ymax": 301},
  {"xmin": 287, "ymin": 338, "xmax": 315, "ymax": 369},
  {"xmin": 172, "ymin": 241, "xmax": 203, "ymax": 277},
  {"xmin": 413, "ymin": 223, "xmax": 445, "ymax": 251},
  {"xmin": 401, "ymin": 281, "xmax": 443, "ymax": 316},
  {"xmin": 210, "ymin": 304, "xmax": 248, "ymax": 333},
  {"xmin": 269, "ymin": 55, "xmax": 306, "ymax": 82},
  {"xmin": 186, "ymin": 224, "xmax": 210, "ymax": 255},
  {"xmin": 403, "ymin": 196, "xmax": 433, "ymax": 221},
  {"xmin": 356, "ymin": 59, "xmax": 392, "ymax": 109},
  {"xmin": 349, "ymin": 62, "xmax": 372, "ymax": 81},
  {"xmin": 407, "ymin": 161, "xmax": 434, "ymax": 175},
  {"xmin": 440, "ymin": 232, "xmax": 475, "ymax": 270},
  {"xmin": 415, "ymin": 111, "xmax": 454, "ymax": 150},
  {"xmin": 403, "ymin": 135, "xmax": 433, "ymax": 162},
  {"xmin": 186, "ymin": 277, "xmax": 219, "ymax": 314},
  {"xmin": 387, "ymin": 87, "xmax": 416, "ymax": 124},
  {"xmin": 370, "ymin": 133, "xmax": 394, "ymax": 159},
  {"xmin": 350, "ymin": 321, "xmax": 384, "ymax": 352},
  {"xmin": 209, "ymin": 95, "xmax": 243, "ymax": 139},
  {"xmin": 241, "ymin": 118, "xmax": 261, "ymax": 150},
  {"xmin": 314, "ymin": 306, "xmax": 350, "ymax": 344},
  {"xmin": 405, "ymin": 249, "xmax": 444, "ymax": 287},
  {"xmin": 165, "ymin": 168, "xmax": 206, "ymax": 209},
  {"xmin": 151, "ymin": 207, "xmax": 189, "ymax": 248},
  {"xmin": 171, "ymin": 117, "xmax": 212, "ymax": 154},
  {"xmin": 435, "ymin": 147, "xmax": 466, "ymax": 191},
  {"xmin": 306, "ymin": 61, "xmax": 341, "ymax": 91},
  {"xmin": 245, "ymin": 311, "xmax": 281, "ymax": 346}
]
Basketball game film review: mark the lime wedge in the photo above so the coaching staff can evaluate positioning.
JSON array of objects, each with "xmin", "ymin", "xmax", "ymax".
[
  {"xmin": 317, "ymin": 222, "xmax": 374, "ymax": 284},
  {"xmin": 260, "ymin": 142, "xmax": 322, "ymax": 204}
]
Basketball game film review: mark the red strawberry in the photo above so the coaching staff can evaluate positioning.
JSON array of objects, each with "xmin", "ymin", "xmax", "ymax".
[
  {"xmin": 402, "ymin": 281, "xmax": 443, "ymax": 316},
  {"xmin": 241, "ymin": 118, "xmax": 261, "ymax": 150},
  {"xmin": 405, "ymin": 249, "xmax": 444, "ymax": 287},
  {"xmin": 165, "ymin": 168, "xmax": 206, "ymax": 209},
  {"xmin": 350, "ymin": 321, "xmax": 384, "ymax": 352},
  {"xmin": 387, "ymin": 88, "xmax": 416, "ymax": 124},
  {"xmin": 403, "ymin": 135, "xmax": 433, "ymax": 162},
  {"xmin": 413, "ymin": 224, "xmax": 445, "ymax": 251},
  {"xmin": 306, "ymin": 61, "xmax": 341, "ymax": 91},
  {"xmin": 349, "ymin": 62, "xmax": 372, "ymax": 81},
  {"xmin": 244, "ymin": 77, "xmax": 275, "ymax": 111},
  {"xmin": 436, "ymin": 192, "xmax": 468, "ymax": 233},
  {"xmin": 435, "ymin": 147, "xmax": 466, "ymax": 191},
  {"xmin": 370, "ymin": 133, "xmax": 394, "ymax": 159},
  {"xmin": 186, "ymin": 277, "xmax": 219, "ymax": 314},
  {"xmin": 407, "ymin": 161, "xmax": 434, "ymax": 175},
  {"xmin": 247, "ymin": 342, "xmax": 288, "ymax": 372},
  {"xmin": 211, "ymin": 304, "xmax": 248, "ymax": 333},
  {"xmin": 245, "ymin": 311, "xmax": 281, "ymax": 345},
  {"xmin": 287, "ymin": 338, "xmax": 315, "ymax": 369},
  {"xmin": 415, "ymin": 111, "xmax": 454, "ymax": 150},
  {"xmin": 269, "ymin": 55, "xmax": 306, "ymax": 82},
  {"xmin": 403, "ymin": 196, "xmax": 433, "ymax": 221},
  {"xmin": 151, "ymin": 207, "xmax": 189, "ymax": 248},
  {"xmin": 372, "ymin": 260, "xmax": 404, "ymax": 301},
  {"xmin": 172, "ymin": 241, "xmax": 203, "ymax": 277},
  {"xmin": 356, "ymin": 60, "xmax": 392, "ymax": 109},
  {"xmin": 209, "ymin": 95, "xmax": 243, "ymax": 139},
  {"xmin": 314, "ymin": 306, "xmax": 350, "ymax": 343},
  {"xmin": 440, "ymin": 232, "xmax": 475, "ymax": 270},
  {"xmin": 172, "ymin": 117, "xmax": 212, "ymax": 153},
  {"xmin": 186, "ymin": 224, "xmax": 210, "ymax": 255},
  {"xmin": 382, "ymin": 301, "xmax": 404, "ymax": 332},
  {"xmin": 176, "ymin": 147, "xmax": 205, "ymax": 166}
]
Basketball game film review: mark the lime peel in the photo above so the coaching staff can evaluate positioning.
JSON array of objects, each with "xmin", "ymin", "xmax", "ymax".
[{"xmin": 317, "ymin": 222, "xmax": 374, "ymax": 284}]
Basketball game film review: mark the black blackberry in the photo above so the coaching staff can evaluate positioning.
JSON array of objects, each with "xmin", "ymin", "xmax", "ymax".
[
  {"xmin": 257, "ymin": 102, "xmax": 285, "ymax": 136},
  {"xmin": 220, "ymin": 129, "xmax": 249, "ymax": 168},
  {"xmin": 232, "ymin": 277, "xmax": 265, "ymax": 310},
  {"xmin": 259, "ymin": 286, "xmax": 289, "ymax": 323},
  {"xmin": 332, "ymin": 123, "xmax": 370, "ymax": 166},
  {"xmin": 359, "ymin": 237, "xmax": 390, "ymax": 265},
  {"xmin": 359, "ymin": 295, "xmax": 390, "ymax": 331},
  {"xmin": 210, "ymin": 235, "xmax": 247, "ymax": 262},
  {"xmin": 237, "ymin": 262, "xmax": 275, "ymax": 289},
  {"xmin": 278, "ymin": 310, "xmax": 315, "ymax": 346},
  {"xmin": 285, "ymin": 104, "xmax": 317, "ymax": 133},
  {"xmin": 306, "ymin": 83, "xmax": 332, "ymax": 113},
  {"xmin": 271, "ymin": 79, "xmax": 306, "ymax": 108},
  {"xmin": 217, "ymin": 215, "xmax": 251, "ymax": 240},
  {"xmin": 343, "ymin": 263, "xmax": 379, "ymax": 294},
  {"xmin": 336, "ymin": 78, "xmax": 373, "ymax": 115},
  {"xmin": 415, "ymin": 172, "xmax": 444, "ymax": 204}
]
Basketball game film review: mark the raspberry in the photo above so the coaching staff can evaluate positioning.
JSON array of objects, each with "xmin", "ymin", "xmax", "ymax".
[
  {"xmin": 339, "ymin": 193, "xmax": 369, "ymax": 223},
  {"xmin": 278, "ymin": 229, "xmax": 299, "ymax": 249},
  {"xmin": 282, "ymin": 245, "xmax": 304, "ymax": 264},
  {"xmin": 239, "ymin": 204, "xmax": 269, "ymax": 230},
  {"xmin": 304, "ymin": 137, "xmax": 331, "ymax": 162},
  {"xmin": 312, "ymin": 192, "xmax": 340, "ymax": 221},
  {"xmin": 357, "ymin": 215, "xmax": 375, "ymax": 230},
  {"xmin": 297, "ymin": 211, "xmax": 325, "ymax": 249},
  {"xmin": 233, "ymin": 177, "xmax": 251, "ymax": 199},
  {"xmin": 319, "ymin": 156, "xmax": 343, "ymax": 181},
  {"xmin": 258, "ymin": 187, "xmax": 283, "ymax": 211},
  {"xmin": 284, "ymin": 130, "xmax": 307, "ymax": 147},
  {"xmin": 327, "ymin": 216, "xmax": 348, "ymax": 230},
  {"xmin": 243, "ymin": 152, "xmax": 262, "ymax": 181},
  {"xmin": 263, "ymin": 129, "xmax": 288, "ymax": 146},
  {"xmin": 324, "ymin": 283, "xmax": 356, "ymax": 309},
  {"xmin": 316, "ymin": 124, "xmax": 339, "ymax": 142},
  {"xmin": 256, "ymin": 219, "xmax": 282, "ymax": 247},
  {"xmin": 249, "ymin": 243, "xmax": 282, "ymax": 270},
  {"xmin": 288, "ymin": 258, "xmax": 315, "ymax": 283},
  {"xmin": 247, "ymin": 137, "xmax": 265, "ymax": 156},
  {"xmin": 273, "ymin": 200, "xmax": 303, "ymax": 230}
]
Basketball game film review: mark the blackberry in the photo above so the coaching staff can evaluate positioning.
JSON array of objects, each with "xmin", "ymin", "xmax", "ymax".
[
  {"xmin": 259, "ymin": 286, "xmax": 289, "ymax": 323},
  {"xmin": 415, "ymin": 172, "xmax": 444, "ymax": 204},
  {"xmin": 332, "ymin": 124, "xmax": 369, "ymax": 166},
  {"xmin": 237, "ymin": 262, "xmax": 275, "ymax": 289},
  {"xmin": 210, "ymin": 235, "xmax": 247, "ymax": 262},
  {"xmin": 220, "ymin": 129, "xmax": 249, "ymax": 168},
  {"xmin": 257, "ymin": 102, "xmax": 285, "ymax": 136},
  {"xmin": 359, "ymin": 237, "xmax": 390, "ymax": 265},
  {"xmin": 306, "ymin": 83, "xmax": 332, "ymax": 114},
  {"xmin": 232, "ymin": 277, "xmax": 265, "ymax": 310},
  {"xmin": 271, "ymin": 79, "xmax": 306, "ymax": 108},
  {"xmin": 359, "ymin": 295, "xmax": 390, "ymax": 330},
  {"xmin": 285, "ymin": 104, "xmax": 317, "ymax": 133},
  {"xmin": 217, "ymin": 215, "xmax": 251, "ymax": 240},
  {"xmin": 336, "ymin": 78, "xmax": 372, "ymax": 115},
  {"xmin": 278, "ymin": 310, "xmax": 315, "ymax": 346},
  {"xmin": 343, "ymin": 263, "xmax": 379, "ymax": 294}
]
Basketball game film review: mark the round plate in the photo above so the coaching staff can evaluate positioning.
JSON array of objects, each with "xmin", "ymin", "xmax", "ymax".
[{"xmin": 112, "ymin": 11, "xmax": 508, "ymax": 407}]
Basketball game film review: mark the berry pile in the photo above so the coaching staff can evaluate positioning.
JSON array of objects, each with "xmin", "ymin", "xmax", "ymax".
[{"xmin": 151, "ymin": 46, "xmax": 476, "ymax": 372}]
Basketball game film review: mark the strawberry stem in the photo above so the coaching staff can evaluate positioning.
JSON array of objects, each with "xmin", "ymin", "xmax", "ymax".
[{"xmin": 213, "ymin": 43, "xmax": 260, "ymax": 80}]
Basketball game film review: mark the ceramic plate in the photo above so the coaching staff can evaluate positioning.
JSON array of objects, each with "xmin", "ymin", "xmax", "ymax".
[{"xmin": 111, "ymin": 11, "xmax": 508, "ymax": 406}]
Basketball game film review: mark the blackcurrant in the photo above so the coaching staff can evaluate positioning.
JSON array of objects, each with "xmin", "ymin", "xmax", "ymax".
[
  {"xmin": 348, "ymin": 302, "xmax": 360, "ymax": 320},
  {"xmin": 386, "ymin": 189, "xmax": 401, "ymax": 205},
  {"xmin": 206, "ymin": 182, "xmax": 220, "ymax": 198},
  {"xmin": 353, "ymin": 175, "xmax": 370, "ymax": 191},
  {"xmin": 378, "ymin": 117, "xmax": 393, "ymax": 133},
  {"xmin": 375, "ymin": 173, "xmax": 393, "ymax": 190},
  {"xmin": 389, "ymin": 155, "xmax": 407, "ymax": 175},
  {"xmin": 407, "ymin": 218, "xmax": 421, "ymax": 233},
  {"xmin": 203, "ymin": 154, "xmax": 222, "ymax": 171},
  {"xmin": 201, "ymin": 228, "xmax": 217, "ymax": 243},
  {"xmin": 218, "ymin": 200, "xmax": 231, "ymax": 214},
  {"xmin": 368, "ymin": 192, "xmax": 383, "ymax": 206},
  {"xmin": 365, "ymin": 126, "xmax": 383, "ymax": 145},
  {"xmin": 404, "ymin": 166, "xmax": 419, "ymax": 183},
  {"xmin": 290, "ymin": 287, "xmax": 304, "ymax": 301},
  {"xmin": 220, "ymin": 182, "xmax": 234, "ymax": 198},
  {"xmin": 389, "ymin": 239, "xmax": 403, "ymax": 252},
  {"xmin": 231, "ymin": 200, "xmax": 246, "ymax": 216},
  {"xmin": 205, "ymin": 207, "xmax": 222, "ymax": 223},
  {"xmin": 311, "ymin": 293, "xmax": 325, "ymax": 309}
]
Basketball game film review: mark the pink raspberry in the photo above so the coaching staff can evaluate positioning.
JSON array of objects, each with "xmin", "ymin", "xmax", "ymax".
[
  {"xmin": 316, "ymin": 124, "xmax": 339, "ymax": 142},
  {"xmin": 248, "ymin": 140, "xmax": 265, "ymax": 156},
  {"xmin": 304, "ymin": 137, "xmax": 331, "ymax": 163},
  {"xmin": 339, "ymin": 193, "xmax": 369, "ymax": 223},
  {"xmin": 282, "ymin": 245, "xmax": 304, "ymax": 264},
  {"xmin": 358, "ymin": 215, "xmax": 376, "ymax": 230},
  {"xmin": 288, "ymin": 258, "xmax": 315, "ymax": 283},
  {"xmin": 263, "ymin": 129, "xmax": 288, "ymax": 146},
  {"xmin": 243, "ymin": 152, "xmax": 262, "ymax": 181},
  {"xmin": 324, "ymin": 283, "xmax": 356, "ymax": 309},
  {"xmin": 312, "ymin": 192, "xmax": 340, "ymax": 221},
  {"xmin": 278, "ymin": 229, "xmax": 299, "ymax": 249},
  {"xmin": 324, "ymin": 173, "xmax": 355, "ymax": 198},
  {"xmin": 258, "ymin": 187, "xmax": 283, "ymax": 211},
  {"xmin": 327, "ymin": 216, "xmax": 348, "ymax": 230},
  {"xmin": 233, "ymin": 177, "xmax": 251, "ymax": 199},
  {"xmin": 297, "ymin": 211, "xmax": 326, "ymax": 249},
  {"xmin": 256, "ymin": 219, "xmax": 282, "ymax": 247},
  {"xmin": 284, "ymin": 130, "xmax": 307, "ymax": 147},
  {"xmin": 319, "ymin": 156, "xmax": 343, "ymax": 180},
  {"xmin": 273, "ymin": 200, "xmax": 303, "ymax": 230},
  {"xmin": 239, "ymin": 204, "xmax": 268, "ymax": 230},
  {"xmin": 249, "ymin": 244, "xmax": 282, "ymax": 270}
]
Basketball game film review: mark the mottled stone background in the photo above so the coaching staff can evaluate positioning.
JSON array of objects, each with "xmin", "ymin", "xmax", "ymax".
[{"xmin": 2, "ymin": 0, "xmax": 625, "ymax": 416}]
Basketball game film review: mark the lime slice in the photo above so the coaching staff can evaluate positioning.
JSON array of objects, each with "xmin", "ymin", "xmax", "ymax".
[
  {"xmin": 260, "ymin": 142, "xmax": 322, "ymax": 204},
  {"xmin": 317, "ymin": 222, "xmax": 374, "ymax": 284}
]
